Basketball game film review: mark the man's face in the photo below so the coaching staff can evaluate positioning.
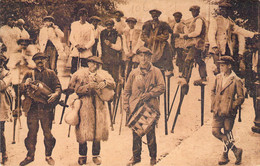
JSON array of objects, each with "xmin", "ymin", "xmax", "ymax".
[
  {"xmin": 151, "ymin": 12, "xmax": 159, "ymax": 20},
  {"xmin": 92, "ymin": 20, "xmax": 99, "ymax": 27},
  {"xmin": 80, "ymin": 14, "xmax": 87, "ymax": 22},
  {"xmin": 174, "ymin": 15, "xmax": 182, "ymax": 23},
  {"xmin": 191, "ymin": 10, "xmax": 200, "ymax": 18},
  {"xmin": 88, "ymin": 61, "xmax": 99, "ymax": 72},
  {"xmin": 106, "ymin": 23, "xmax": 114, "ymax": 31},
  {"xmin": 127, "ymin": 21, "xmax": 135, "ymax": 29},
  {"xmin": 138, "ymin": 53, "xmax": 151, "ymax": 66},
  {"xmin": 17, "ymin": 22, "xmax": 23, "ymax": 29},
  {"xmin": 7, "ymin": 18, "xmax": 15, "ymax": 27},
  {"xmin": 34, "ymin": 57, "xmax": 46, "ymax": 68},
  {"xmin": 44, "ymin": 20, "xmax": 53, "ymax": 27},
  {"xmin": 220, "ymin": 63, "xmax": 231, "ymax": 74}
]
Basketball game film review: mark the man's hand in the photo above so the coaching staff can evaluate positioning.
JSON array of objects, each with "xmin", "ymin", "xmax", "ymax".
[
  {"xmin": 183, "ymin": 35, "xmax": 189, "ymax": 40},
  {"xmin": 97, "ymin": 81, "xmax": 106, "ymax": 90},
  {"xmin": 88, "ymin": 82, "xmax": 98, "ymax": 89},
  {"xmin": 212, "ymin": 47, "xmax": 220, "ymax": 55},
  {"xmin": 165, "ymin": 70, "xmax": 174, "ymax": 77},
  {"xmin": 48, "ymin": 92, "xmax": 59, "ymax": 103},
  {"xmin": 76, "ymin": 44, "xmax": 86, "ymax": 52},
  {"xmin": 104, "ymin": 40, "xmax": 112, "ymax": 47},
  {"xmin": 24, "ymin": 78, "xmax": 32, "ymax": 86},
  {"xmin": 140, "ymin": 93, "xmax": 151, "ymax": 101}
]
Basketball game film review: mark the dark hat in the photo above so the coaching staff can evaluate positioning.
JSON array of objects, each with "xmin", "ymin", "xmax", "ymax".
[
  {"xmin": 78, "ymin": 8, "xmax": 88, "ymax": 16},
  {"xmin": 173, "ymin": 12, "xmax": 182, "ymax": 17},
  {"xmin": 32, "ymin": 52, "xmax": 47, "ymax": 61},
  {"xmin": 17, "ymin": 39, "xmax": 32, "ymax": 46},
  {"xmin": 126, "ymin": 17, "xmax": 137, "ymax": 23},
  {"xmin": 43, "ymin": 16, "xmax": 55, "ymax": 22},
  {"xmin": 217, "ymin": 56, "xmax": 235, "ymax": 65},
  {"xmin": 189, "ymin": 5, "xmax": 200, "ymax": 11},
  {"xmin": 0, "ymin": 53, "xmax": 7, "ymax": 62},
  {"xmin": 149, "ymin": 9, "xmax": 162, "ymax": 16},
  {"xmin": 114, "ymin": 10, "xmax": 124, "ymax": 17},
  {"xmin": 105, "ymin": 19, "xmax": 115, "ymax": 26},
  {"xmin": 87, "ymin": 56, "xmax": 103, "ymax": 64},
  {"xmin": 136, "ymin": 46, "xmax": 153, "ymax": 56},
  {"xmin": 89, "ymin": 16, "xmax": 101, "ymax": 22},
  {"xmin": 219, "ymin": 1, "xmax": 232, "ymax": 8}
]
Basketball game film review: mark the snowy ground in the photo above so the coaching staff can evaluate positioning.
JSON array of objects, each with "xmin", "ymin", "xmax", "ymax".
[{"xmin": 1, "ymin": 56, "xmax": 259, "ymax": 166}]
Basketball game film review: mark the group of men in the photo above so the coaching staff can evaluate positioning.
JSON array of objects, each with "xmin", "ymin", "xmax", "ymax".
[{"xmin": 0, "ymin": 1, "xmax": 259, "ymax": 166}]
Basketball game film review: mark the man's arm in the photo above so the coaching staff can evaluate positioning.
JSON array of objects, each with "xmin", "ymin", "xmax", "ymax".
[
  {"xmin": 187, "ymin": 18, "xmax": 203, "ymax": 38},
  {"xmin": 84, "ymin": 26, "xmax": 95, "ymax": 50},
  {"xmin": 232, "ymin": 78, "xmax": 245, "ymax": 109},
  {"xmin": 123, "ymin": 71, "xmax": 133, "ymax": 112},
  {"xmin": 147, "ymin": 68, "xmax": 166, "ymax": 98}
]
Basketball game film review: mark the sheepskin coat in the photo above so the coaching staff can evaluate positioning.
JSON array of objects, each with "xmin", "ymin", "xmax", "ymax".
[{"xmin": 68, "ymin": 67, "xmax": 115, "ymax": 143}]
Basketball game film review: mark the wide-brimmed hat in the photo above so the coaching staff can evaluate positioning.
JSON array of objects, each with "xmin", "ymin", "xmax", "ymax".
[
  {"xmin": 87, "ymin": 56, "xmax": 103, "ymax": 64},
  {"xmin": 126, "ymin": 17, "xmax": 137, "ymax": 23},
  {"xmin": 149, "ymin": 9, "xmax": 162, "ymax": 16},
  {"xmin": 189, "ymin": 5, "xmax": 200, "ymax": 11},
  {"xmin": 136, "ymin": 46, "xmax": 152, "ymax": 56},
  {"xmin": 217, "ymin": 56, "xmax": 235, "ymax": 65},
  {"xmin": 114, "ymin": 10, "xmax": 124, "ymax": 17},
  {"xmin": 32, "ymin": 52, "xmax": 48, "ymax": 61},
  {"xmin": 89, "ymin": 16, "xmax": 101, "ymax": 22},
  {"xmin": 43, "ymin": 16, "xmax": 55, "ymax": 22},
  {"xmin": 105, "ymin": 19, "xmax": 115, "ymax": 26}
]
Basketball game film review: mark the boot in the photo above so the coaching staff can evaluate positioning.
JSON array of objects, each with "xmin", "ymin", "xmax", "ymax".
[
  {"xmin": 232, "ymin": 147, "xmax": 243, "ymax": 165},
  {"xmin": 218, "ymin": 152, "xmax": 229, "ymax": 165},
  {"xmin": 1, "ymin": 152, "xmax": 8, "ymax": 164},
  {"xmin": 150, "ymin": 157, "xmax": 157, "ymax": 165},
  {"xmin": 19, "ymin": 156, "xmax": 34, "ymax": 166},
  {"xmin": 92, "ymin": 156, "xmax": 102, "ymax": 165},
  {"xmin": 126, "ymin": 156, "xmax": 141, "ymax": 166},
  {"xmin": 45, "ymin": 156, "xmax": 55, "ymax": 165},
  {"xmin": 78, "ymin": 156, "xmax": 87, "ymax": 165}
]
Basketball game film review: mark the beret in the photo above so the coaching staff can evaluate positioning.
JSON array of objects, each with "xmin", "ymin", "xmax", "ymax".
[
  {"xmin": 87, "ymin": 56, "xmax": 103, "ymax": 64},
  {"xmin": 189, "ymin": 5, "xmax": 200, "ymax": 11},
  {"xmin": 149, "ymin": 9, "xmax": 162, "ymax": 16},
  {"xmin": 43, "ymin": 16, "xmax": 55, "ymax": 22},
  {"xmin": 217, "ymin": 56, "xmax": 235, "ymax": 64},
  {"xmin": 136, "ymin": 46, "xmax": 153, "ymax": 56},
  {"xmin": 32, "ymin": 52, "xmax": 47, "ymax": 61},
  {"xmin": 126, "ymin": 17, "xmax": 137, "ymax": 23}
]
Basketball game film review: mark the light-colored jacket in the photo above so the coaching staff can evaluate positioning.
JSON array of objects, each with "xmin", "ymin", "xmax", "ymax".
[
  {"xmin": 39, "ymin": 25, "xmax": 64, "ymax": 54},
  {"xmin": 211, "ymin": 71, "xmax": 244, "ymax": 117},
  {"xmin": 171, "ymin": 21, "xmax": 186, "ymax": 49},
  {"xmin": 208, "ymin": 15, "xmax": 254, "ymax": 55},
  {"xmin": 68, "ymin": 67, "xmax": 116, "ymax": 143},
  {"xmin": 0, "ymin": 69, "xmax": 12, "ymax": 121},
  {"xmin": 69, "ymin": 21, "xmax": 95, "ymax": 58}
]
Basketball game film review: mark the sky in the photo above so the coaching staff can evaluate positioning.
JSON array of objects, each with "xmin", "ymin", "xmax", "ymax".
[{"xmin": 117, "ymin": 0, "xmax": 218, "ymax": 23}]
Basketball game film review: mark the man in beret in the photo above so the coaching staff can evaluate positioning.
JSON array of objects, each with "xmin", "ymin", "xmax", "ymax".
[
  {"xmin": 113, "ymin": 10, "xmax": 126, "ymax": 36},
  {"xmin": 69, "ymin": 8, "xmax": 95, "ymax": 74},
  {"xmin": 0, "ymin": 53, "xmax": 12, "ymax": 164},
  {"xmin": 211, "ymin": 56, "xmax": 244, "ymax": 165},
  {"xmin": 123, "ymin": 17, "xmax": 143, "ymax": 79},
  {"xmin": 141, "ymin": 9, "xmax": 173, "ymax": 75},
  {"xmin": 39, "ymin": 15, "xmax": 65, "ymax": 73},
  {"xmin": 180, "ymin": 5, "xmax": 207, "ymax": 87},
  {"xmin": 89, "ymin": 16, "xmax": 104, "ymax": 57},
  {"xmin": 68, "ymin": 56, "xmax": 115, "ymax": 165},
  {"xmin": 208, "ymin": 1, "xmax": 257, "ymax": 75},
  {"xmin": 124, "ymin": 46, "xmax": 165, "ymax": 166},
  {"xmin": 171, "ymin": 12, "xmax": 187, "ymax": 75},
  {"xmin": 19, "ymin": 52, "xmax": 61, "ymax": 166}
]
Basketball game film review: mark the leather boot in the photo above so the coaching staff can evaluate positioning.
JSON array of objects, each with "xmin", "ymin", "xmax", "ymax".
[
  {"xmin": 150, "ymin": 157, "xmax": 157, "ymax": 165},
  {"xmin": 78, "ymin": 156, "xmax": 87, "ymax": 165},
  {"xmin": 233, "ymin": 147, "xmax": 243, "ymax": 165},
  {"xmin": 19, "ymin": 156, "xmax": 34, "ymax": 166},
  {"xmin": 126, "ymin": 156, "xmax": 141, "ymax": 166},
  {"xmin": 218, "ymin": 152, "xmax": 229, "ymax": 165},
  {"xmin": 92, "ymin": 156, "xmax": 102, "ymax": 165}
]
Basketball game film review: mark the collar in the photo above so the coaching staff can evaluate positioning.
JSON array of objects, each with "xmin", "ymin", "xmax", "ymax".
[
  {"xmin": 221, "ymin": 71, "xmax": 236, "ymax": 79},
  {"xmin": 35, "ymin": 67, "xmax": 45, "ymax": 72},
  {"xmin": 138, "ymin": 63, "xmax": 152, "ymax": 74}
]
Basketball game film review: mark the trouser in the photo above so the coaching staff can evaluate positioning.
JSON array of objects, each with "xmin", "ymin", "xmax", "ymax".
[
  {"xmin": 79, "ymin": 141, "xmax": 100, "ymax": 156},
  {"xmin": 71, "ymin": 57, "xmax": 89, "ymax": 74},
  {"xmin": 45, "ymin": 41, "xmax": 58, "ymax": 73},
  {"xmin": 133, "ymin": 124, "xmax": 157, "ymax": 159},
  {"xmin": 182, "ymin": 46, "xmax": 207, "ymax": 82},
  {"xmin": 0, "ymin": 121, "xmax": 6, "ymax": 154},
  {"xmin": 24, "ymin": 108, "xmax": 56, "ymax": 157},
  {"xmin": 102, "ymin": 63, "xmax": 120, "ymax": 83},
  {"xmin": 175, "ymin": 48, "xmax": 186, "ymax": 73},
  {"xmin": 92, "ymin": 39, "xmax": 99, "ymax": 57}
]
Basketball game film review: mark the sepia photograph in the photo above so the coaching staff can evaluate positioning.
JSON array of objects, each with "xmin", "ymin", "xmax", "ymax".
[{"xmin": 0, "ymin": 0, "xmax": 259, "ymax": 165}]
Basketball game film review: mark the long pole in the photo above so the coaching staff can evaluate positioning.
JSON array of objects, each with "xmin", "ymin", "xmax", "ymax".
[{"xmin": 201, "ymin": 85, "xmax": 205, "ymax": 126}]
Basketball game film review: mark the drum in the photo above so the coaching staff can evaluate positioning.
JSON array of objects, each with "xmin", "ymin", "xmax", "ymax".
[
  {"xmin": 96, "ymin": 88, "xmax": 114, "ymax": 101},
  {"xmin": 127, "ymin": 103, "xmax": 160, "ymax": 137}
]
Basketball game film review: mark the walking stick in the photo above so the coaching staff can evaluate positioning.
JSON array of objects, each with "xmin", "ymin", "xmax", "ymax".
[
  {"xmin": 163, "ymin": 72, "xmax": 168, "ymax": 135},
  {"xmin": 201, "ymin": 85, "xmax": 205, "ymax": 126},
  {"xmin": 59, "ymin": 88, "xmax": 73, "ymax": 124},
  {"xmin": 108, "ymin": 102, "xmax": 114, "ymax": 131},
  {"xmin": 119, "ymin": 90, "xmax": 123, "ymax": 135},
  {"xmin": 168, "ymin": 84, "xmax": 180, "ymax": 120}
]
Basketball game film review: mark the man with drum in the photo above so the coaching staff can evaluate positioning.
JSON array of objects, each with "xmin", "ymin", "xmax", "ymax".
[
  {"xmin": 124, "ymin": 46, "xmax": 165, "ymax": 166},
  {"xmin": 68, "ymin": 56, "xmax": 115, "ymax": 165},
  {"xmin": 19, "ymin": 52, "xmax": 61, "ymax": 166}
]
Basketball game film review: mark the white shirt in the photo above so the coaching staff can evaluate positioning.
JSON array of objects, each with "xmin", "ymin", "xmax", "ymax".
[{"xmin": 187, "ymin": 18, "xmax": 202, "ymax": 38}]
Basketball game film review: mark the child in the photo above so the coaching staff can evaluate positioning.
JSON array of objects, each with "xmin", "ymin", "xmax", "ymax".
[{"xmin": 211, "ymin": 56, "xmax": 244, "ymax": 165}]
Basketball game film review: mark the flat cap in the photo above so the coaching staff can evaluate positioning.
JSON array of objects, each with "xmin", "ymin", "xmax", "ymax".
[
  {"xmin": 89, "ymin": 16, "xmax": 101, "ymax": 22},
  {"xmin": 0, "ymin": 53, "xmax": 7, "ymax": 62},
  {"xmin": 105, "ymin": 19, "xmax": 115, "ymax": 26},
  {"xmin": 87, "ymin": 56, "xmax": 103, "ymax": 64},
  {"xmin": 219, "ymin": 1, "xmax": 232, "ymax": 8},
  {"xmin": 43, "ymin": 16, "xmax": 55, "ymax": 22},
  {"xmin": 149, "ymin": 9, "xmax": 162, "ymax": 16},
  {"xmin": 217, "ymin": 56, "xmax": 235, "ymax": 64},
  {"xmin": 189, "ymin": 5, "xmax": 200, "ymax": 11},
  {"xmin": 32, "ymin": 52, "xmax": 48, "ymax": 61},
  {"xmin": 173, "ymin": 12, "xmax": 182, "ymax": 17},
  {"xmin": 17, "ymin": 39, "xmax": 32, "ymax": 45},
  {"xmin": 114, "ymin": 10, "xmax": 124, "ymax": 17},
  {"xmin": 126, "ymin": 17, "xmax": 137, "ymax": 23},
  {"xmin": 136, "ymin": 46, "xmax": 153, "ymax": 56}
]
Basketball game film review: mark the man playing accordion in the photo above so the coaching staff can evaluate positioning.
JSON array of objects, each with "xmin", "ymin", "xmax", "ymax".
[{"xmin": 124, "ymin": 46, "xmax": 165, "ymax": 166}]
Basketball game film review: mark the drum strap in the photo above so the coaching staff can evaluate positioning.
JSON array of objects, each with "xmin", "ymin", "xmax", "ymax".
[{"xmin": 32, "ymin": 70, "xmax": 35, "ymax": 82}]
